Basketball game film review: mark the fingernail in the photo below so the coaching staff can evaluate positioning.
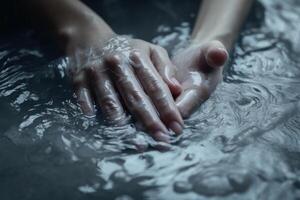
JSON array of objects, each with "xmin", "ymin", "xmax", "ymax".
[
  {"xmin": 153, "ymin": 131, "xmax": 171, "ymax": 143},
  {"xmin": 168, "ymin": 121, "xmax": 182, "ymax": 134},
  {"xmin": 207, "ymin": 47, "xmax": 228, "ymax": 68}
]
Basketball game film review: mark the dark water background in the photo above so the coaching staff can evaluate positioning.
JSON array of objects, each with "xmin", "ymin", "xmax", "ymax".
[{"xmin": 0, "ymin": 0, "xmax": 300, "ymax": 199}]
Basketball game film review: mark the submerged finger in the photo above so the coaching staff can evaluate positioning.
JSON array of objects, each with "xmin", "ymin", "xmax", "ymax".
[
  {"xmin": 86, "ymin": 65, "xmax": 127, "ymax": 124},
  {"xmin": 130, "ymin": 51, "xmax": 183, "ymax": 134},
  {"xmin": 175, "ymin": 85, "xmax": 209, "ymax": 119},
  {"xmin": 106, "ymin": 54, "xmax": 170, "ymax": 142},
  {"xmin": 150, "ymin": 46, "xmax": 182, "ymax": 97},
  {"xmin": 72, "ymin": 71, "xmax": 95, "ymax": 116},
  {"xmin": 204, "ymin": 41, "xmax": 228, "ymax": 68}
]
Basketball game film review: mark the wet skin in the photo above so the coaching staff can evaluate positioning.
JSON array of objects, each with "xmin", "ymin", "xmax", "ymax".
[
  {"xmin": 67, "ymin": 34, "xmax": 184, "ymax": 142},
  {"xmin": 172, "ymin": 41, "xmax": 228, "ymax": 118},
  {"xmin": 69, "ymin": 34, "xmax": 228, "ymax": 141},
  {"xmin": 25, "ymin": 0, "xmax": 252, "ymax": 142}
]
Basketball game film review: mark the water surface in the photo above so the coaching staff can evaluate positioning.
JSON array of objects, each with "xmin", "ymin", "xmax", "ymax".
[{"xmin": 0, "ymin": 0, "xmax": 300, "ymax": 199}]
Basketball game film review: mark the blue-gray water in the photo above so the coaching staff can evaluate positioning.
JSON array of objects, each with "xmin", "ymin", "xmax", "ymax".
[{"xmin": 1, "ymin": 0, "xmax": 300, "ymax": 199}]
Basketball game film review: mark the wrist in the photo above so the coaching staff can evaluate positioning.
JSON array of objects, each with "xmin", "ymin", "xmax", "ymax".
[
  {"xmin": 191, "ymin": 30, "xmax": 235, "ymax": 51},
  {"xmin": 56, "ymin": 19, "xmax": 115, "ymax": 53}
]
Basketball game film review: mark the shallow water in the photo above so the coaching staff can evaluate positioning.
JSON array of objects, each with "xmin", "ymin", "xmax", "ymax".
[{"xmin": 1, "ymin": 0, "xmax": 300, "ymax": 199}]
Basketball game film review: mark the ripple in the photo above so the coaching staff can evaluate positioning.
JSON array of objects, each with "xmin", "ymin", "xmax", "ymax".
[
  {"xmin": 1, "ymin": 0, "xmax": 300, "ymax": 199},
  {"xmin": 188, "ymin": 166, "xmax": 252, "ymax": 196}
]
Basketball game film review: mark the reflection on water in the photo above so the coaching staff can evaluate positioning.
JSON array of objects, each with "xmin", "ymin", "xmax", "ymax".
[{"xmin": 1, "ymin": 0, "xmax": 300, "ymax": 199}]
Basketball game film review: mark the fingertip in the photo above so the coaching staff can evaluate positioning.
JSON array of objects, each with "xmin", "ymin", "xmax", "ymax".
[
  {"xmin": 168, "ymin": 121, "xmax": 183, "ymax": 135},
  {"xmin": 206, "ymin": 47, "xmax": 228, "ymax": 68},
  {"xmin": 152, "ymin": 131, "xmax": 171, "ymax": 143},
  {"xmin": 76, "ymin": 88, "xmax": 95, "ymax": 117}
]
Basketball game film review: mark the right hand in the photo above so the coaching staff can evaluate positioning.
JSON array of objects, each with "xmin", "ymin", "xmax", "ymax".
[{"xmin": 65, "ymin": 29, "xmax": 183, "ymax": 142}]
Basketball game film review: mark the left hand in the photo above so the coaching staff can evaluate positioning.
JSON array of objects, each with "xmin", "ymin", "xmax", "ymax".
[
  {"xmin": 67, "ymin": 33, "xmax": 184, "ymax": 141},
  {"xmin": 171, "ymin": 40, "xmax": 228, "ymax": 118}
]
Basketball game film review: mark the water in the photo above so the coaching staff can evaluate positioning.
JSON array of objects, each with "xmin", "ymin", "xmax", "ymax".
[{"xmin": 1, "ymin": 0, "xmax": 300, "ymax": 199}]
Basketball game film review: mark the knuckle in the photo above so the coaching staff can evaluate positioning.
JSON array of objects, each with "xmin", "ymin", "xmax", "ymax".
[
  {"xmin": 130, "ymin": 50, "xmax": 156, "ymax": 72},
  {"xmin": 126, "ymin": 91, "xmax": 144, "ymax": 109},
  {"xmin": 155, "ymin": 94, "xmax": 170, "ymax": 108},
  {"xmin": 106, "ymin": 54, "xmax": 127, "ymax": 74},
  {"xmin": 130, "ymin": 50, "xmax": 142, "ymax": 58},
  {"xmin": 147, "ymin": 79, "xmax": 162, "ymax": 94},
  {"xmin": 179, "ymin": 107, "xmax": 190, "ymax": 119},
  {"xmin": 146, "ymin": 79, "xmax": 172, "ymax": 104},
  {"xmin": 118, "ymin": 76, "xmax": 131, "ymax": 85},
  {"xmin": 72, "ymin": 72, "xmax": 86, "ymax": 87},
  {"xmin": 129, "ymin": 50, "xmax": 144, "ymax": 66},
  {"xmin": 100, "ymin": 96, "xmax": 121, "ymax": 114}
]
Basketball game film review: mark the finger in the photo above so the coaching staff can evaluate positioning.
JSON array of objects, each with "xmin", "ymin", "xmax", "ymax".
[
  {"xmin": 204, "ymin": 40, "xmax": 228, "ymax": 68},
  {"xmin": 72, "ymin": 70, "xmax": 95, "ymax": 116},
  {"xmin": 175, "ymin": 41, "xmax": 227, "ymax": 118},
  {"xmin": 176, "ymin": 83, "xmax": 210, "ymax": 119},
  {"xmin": 106, "ymin": 54, "xmax": 170, "ymax": 142},
  {"xmin": 86, "ymin": 65, "xmax": 127, "ymax": 124},
  {"xmin": 150, "ymin": 46, "xmax": 182, "ymax": 97},
  {"xmin": 130, "ymin": 51, "xmax": 184, "ymax": 134}
]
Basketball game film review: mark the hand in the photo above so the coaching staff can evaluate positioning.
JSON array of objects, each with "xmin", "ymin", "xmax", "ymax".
[
  {"xmin": 66, "ymin": 28, "xmax": 183, "ymax": 142},
  {"xmin": 172, "ymin": 40, "xmax": 228, "ymax": 118}
]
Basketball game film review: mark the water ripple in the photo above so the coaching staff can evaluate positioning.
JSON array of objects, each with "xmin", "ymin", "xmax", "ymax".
[{"xmin": 1, "ymin": 0, "xmax": 300, "ymax": 199}]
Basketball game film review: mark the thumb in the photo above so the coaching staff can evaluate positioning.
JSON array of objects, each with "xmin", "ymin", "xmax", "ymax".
[{"xmin": 203, "ymin": 40, "xmax": 228, "ymax": 68}]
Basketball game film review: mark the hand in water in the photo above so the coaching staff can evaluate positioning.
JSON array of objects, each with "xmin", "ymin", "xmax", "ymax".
[
  {"xmin": 67, "ymin": 33, "xmax": 183, "ymax": 142},
  {"xmin": 172, "ymin": 40, "xmax": 228, "ymax": 118}
]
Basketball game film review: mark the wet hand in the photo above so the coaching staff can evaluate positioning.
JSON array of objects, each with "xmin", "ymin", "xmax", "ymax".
[
  {"xmin": 68, "ymin": 36, "xmax": 184, "ymax": 142},
  {"xmin": 172, "ymin": 40, "xmax": 228, "ymax": 118}
]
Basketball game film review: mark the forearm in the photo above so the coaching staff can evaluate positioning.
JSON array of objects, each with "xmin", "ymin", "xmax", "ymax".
[
  {"xmin": 192, "ymin": 0, "xmax": 253, "ymax": 50},
  {"xmin": 25, "ymin": 0, "xmax": 114, "ymax": 49}
]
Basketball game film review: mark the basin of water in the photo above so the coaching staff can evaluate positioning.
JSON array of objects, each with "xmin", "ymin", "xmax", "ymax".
[{"xmin": 0, "ymin": 0, "xmax": 300, "ymax": 199}]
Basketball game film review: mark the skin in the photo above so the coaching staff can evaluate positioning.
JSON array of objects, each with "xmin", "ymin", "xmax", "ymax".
[
  {"xmin": 173, "ymin": 41, "xmax": 228, "ymax": 118},
  {"xmin": 25, "ymin": 0, "xmax": 183, "ymax": 143},
  {"xmin": 171, "ymin": 0, "xmax": 254, "ymax": 118},
  {"xmin": 24, "ymin": 0, "xmax": 253, "ymax": 142},
  {"xmin": 68, "ymin": 35, "xmax": 184, "ymax": 142}
]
